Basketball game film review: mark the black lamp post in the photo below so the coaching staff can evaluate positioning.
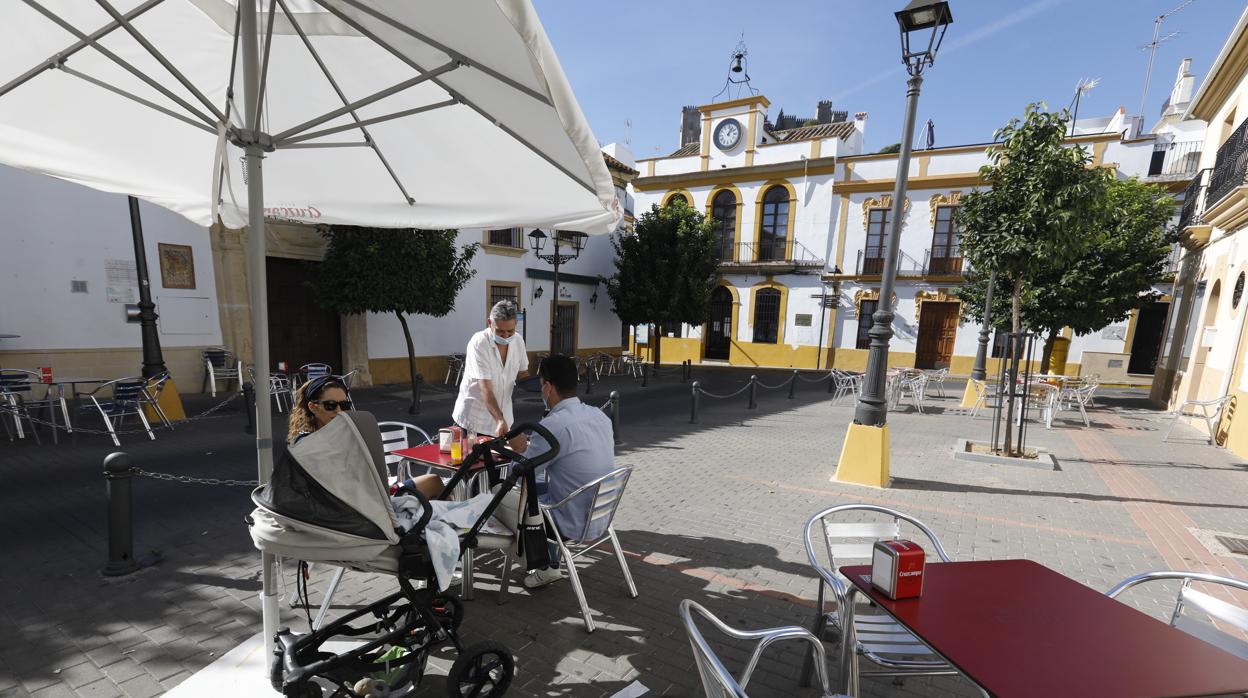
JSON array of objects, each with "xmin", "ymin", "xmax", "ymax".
[
  {"xmin": 528, "ymin": 228, "xmax": 586, "ymax": 355},
  {"xmin": 852, "ymin": 0, "xmax": 952, "ymax": 428},
  {"xmin": 128, "ymin": 196, "xmax": 168, "ymax": 379}
]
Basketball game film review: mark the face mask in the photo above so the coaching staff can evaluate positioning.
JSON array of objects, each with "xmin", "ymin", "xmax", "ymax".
[{"xmin": 492, "ymin": 332, "xmax": 514, "ymax": 346}]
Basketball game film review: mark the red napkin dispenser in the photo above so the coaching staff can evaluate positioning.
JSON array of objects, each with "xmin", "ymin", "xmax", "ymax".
[{"xmin": 871, "ymin": 539, "xmax": 925, "ymax": 600}]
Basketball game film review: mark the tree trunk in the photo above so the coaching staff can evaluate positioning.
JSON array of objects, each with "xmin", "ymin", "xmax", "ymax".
[
  {"xmin": 651, "ymin": 323, "xmax": 662, "ymax": 368},
  {"xmin": 1040, "ymin": 329, "xmax": 1057, "ymax": 375},
  {"xmin": 396, "ymin": 311, "xmax": 421, "ymax": 414},
  {"xmin": 1004, "ymin": 277, "xmax": 1024, "ymax": 456}
]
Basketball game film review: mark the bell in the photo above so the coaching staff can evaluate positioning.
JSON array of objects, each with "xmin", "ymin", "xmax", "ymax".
[{"xmin": 730, "ymin": 53, "xmax": 744, "ymax": 73}]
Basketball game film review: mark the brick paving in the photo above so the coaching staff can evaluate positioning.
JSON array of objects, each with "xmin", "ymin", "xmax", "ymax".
[{"xmin": 2, "ymin": 368, "xmax": 1247, "ymax": 697}]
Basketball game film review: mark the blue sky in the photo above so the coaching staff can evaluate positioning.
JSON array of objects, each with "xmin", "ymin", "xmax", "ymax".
[{"xmin": 532, "ymin": 0, "xmax": 1246, "ymax": 158}]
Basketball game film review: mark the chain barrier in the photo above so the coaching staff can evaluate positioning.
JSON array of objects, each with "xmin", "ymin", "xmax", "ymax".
[
  {"xmin": 695, "ymin": 383, "xmax": 753, "ymax": 400},
  {"xmin": 3, "ymin": 391, "xmax": 243, "ymax": 436},
  {"xmin": 797, "ymin": 371, "xmax": 834, "ymax": 384},
  {"xmin": 754, "ymin": 375, "xmax": 795, "ymax": 390},
  {"xmin": 130, "ymin": 467, "xmax": 259, "ymax": 487}
]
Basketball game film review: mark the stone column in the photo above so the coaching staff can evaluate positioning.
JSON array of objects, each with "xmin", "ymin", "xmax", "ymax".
[{"xmin": 209, "ymin": 223, "xmax": 256, "ymax": 368}]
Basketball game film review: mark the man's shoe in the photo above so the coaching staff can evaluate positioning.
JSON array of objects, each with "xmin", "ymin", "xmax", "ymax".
[{"xmin": 523, "ymin": 567, "xmax": 563, "ymax": 589}]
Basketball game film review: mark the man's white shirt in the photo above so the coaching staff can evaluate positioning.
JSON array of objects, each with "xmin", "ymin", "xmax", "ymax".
[{"xmin": 452, "ymin": 329, "xmax": 528, "ymax": 434}]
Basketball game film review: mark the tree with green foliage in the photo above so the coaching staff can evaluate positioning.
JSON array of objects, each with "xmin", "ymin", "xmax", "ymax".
[
  {"xmin": 314, "ymin": 226, "xmax": 477, "ymax": 413},
  {"xmin": 959, "ymin": 177, "xmax": 1176, "ymax": 372},
  {"xmin": 604, "ymin": 200, "xmax": 719, "ymax": 367}
]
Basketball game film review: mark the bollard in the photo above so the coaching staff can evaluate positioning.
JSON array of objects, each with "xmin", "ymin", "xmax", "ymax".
[
  {"xmin": 609, "ymin": 391, "xmax": 622, "ymax": 444},
  {"xmin": 641, "ymin": 363, "xmax": 649, "ymax": 388},
  {"xmin": 690, "ymin": 382, "xmax": 700, "ymax": 424},
  {"xmin": 103, "ymin": 452, "xmax": 139, "ymax": 576},
  {"xmin": 241, "ymin": 382, "xmax": 255, "ymax": 434},
  {"xmin": 788, "ymin": 370, "xmax": 798, "ymax": 399},
  {"xmin": 748, "ymin": 375, "xmax": 758, "ymax": 410},
  {"xmin": 585, "ymin": 366, "xmax": 595, "ymax": 395}
]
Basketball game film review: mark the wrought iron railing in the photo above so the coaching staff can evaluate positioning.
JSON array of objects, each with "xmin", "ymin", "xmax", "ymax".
[
  {"xmin": 1146, "ymin": 140, "xmax": 1203, "ymax": 178},
  {"xmin": 1179, "ymin": 168, "xmax": 1210, "ymax": 230},
  {"xmin": 855, "ymin": 249, "xmax": 925, "ymax": 276},
  {"xmin": 923, "ymin": 247, "xmax": 965, "ymax": 275},
  {"xmin": 1208, "ymin": 117, "xmax": 1248, "ymax": 209},
  {"xmin": 724, "ymin": 239, "xmax": 824, "ymax": 266},
  {"xmin": 1163, "ymin": 243, "xmax": 1183, "ymax": 276}
]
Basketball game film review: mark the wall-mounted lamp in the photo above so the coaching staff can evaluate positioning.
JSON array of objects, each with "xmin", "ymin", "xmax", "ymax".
[
  {"xmin": 590, "ymin": 290, "xmax": 599, "ymax": 308},
  {"xmin": 533, "ymin": 285, "xmax": 544, "ymax": 300}
]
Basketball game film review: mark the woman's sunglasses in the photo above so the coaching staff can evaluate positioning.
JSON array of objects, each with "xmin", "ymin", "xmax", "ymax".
[{"xmin": 314, "ymin": 399, "xmax": 353, "ymax": 412}]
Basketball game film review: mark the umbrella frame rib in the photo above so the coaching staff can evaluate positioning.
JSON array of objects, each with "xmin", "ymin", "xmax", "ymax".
[
  {"xmin": 20, "ymin": 0, "xmax": 218, "ymax": 128},
  {"xmin": 57, "ymin": 64, "xmax": 217, "ymax": 135},
  {"xmin": 92, "ymin": 0, "xmax": 227, "ymax": 124},
  {"xmin": 309, "ymin": 0, "xmax": 599, "ymax": 195},
  {"xmin": 277, "ymin": 97, "xmax": 456, "ymax": 146},
  {"xmin": 279, "ymin": 140, "xmax": 369, "ymax": 149}
]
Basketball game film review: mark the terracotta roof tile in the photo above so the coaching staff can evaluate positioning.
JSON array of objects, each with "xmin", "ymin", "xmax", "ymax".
[
  {"xmin": 602, "ymin": 152, "xmax": 638, "ymax": 175},
  {"xmin": 668, "ymin": 142, "xmax": 701, "ymax": 157}
]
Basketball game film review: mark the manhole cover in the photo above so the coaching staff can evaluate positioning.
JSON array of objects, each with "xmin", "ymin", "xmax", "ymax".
[{"xmin": 1216, "ymin": 535, "xmax": 1248, "ymax": 556}]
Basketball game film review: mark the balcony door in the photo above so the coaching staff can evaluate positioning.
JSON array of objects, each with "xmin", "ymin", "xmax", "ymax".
[
  {"xmin": 916, "ymin": 301, "xmax": 959, "ymax": 369},
  {"xmin": 863, "ymin": 208, "xmax": 889, "ymax": 275},
  {"xmin": 929, "ymin": 205, "xmax": 963, "ymax": 275},
  {"xmin": 758, "ymin": 186, "xmax": 789, "ymax": 261},
  {"xmin": 705, "ymin": 286, "xmax": 733, "ymax": 360}
]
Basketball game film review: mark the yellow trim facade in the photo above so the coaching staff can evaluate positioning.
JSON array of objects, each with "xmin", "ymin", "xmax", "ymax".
[
  {"xmin": 753, "ymin": 180, "xmax": 797, "ymax": 261},
  {"xmin": 661, "ymin": 189, "xmax": 694, "ymax": 207},
  {"xmin": 706, "ymin": 184, "xmax": 744, "ymax": 263}
]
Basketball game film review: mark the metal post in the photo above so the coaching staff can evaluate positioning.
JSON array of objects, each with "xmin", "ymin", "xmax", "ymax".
[
  {"xmin": 690, "ymin": 382, "xmax": 700, "ymax": 424},
  {"xmin": 641, "ymin": 363, "xmax": 649, "ymax": 388},
  {"xmin": 128, "ymin": 196, "xmax": 168, "ymax": 379},
  {"xmin": 550, "ymin": 235, "xmax": 560, "ymax": 355},
  {"xmin": 609, "ymin": 390, "xmax": 621, "ymax": 444},
  {"xmin": 788, "ymin": 370, "xmax": 797, "ymax": 399},
  {"xmin": 239, "ymin": 0, "xmax": 279, "ymax": 672},
  {"xmin": 103, "ymin": 452, "xmax": 138, "ymax": 576},
  {"xmin": 970, "ymin": 271, "xmax": 997, "ymax": 381},
  {"xmin": 412, "ymin": 373, "xmax": 422, "ymax": 415},
  {"xmin": 584, "ymin": 364, "xmax": 594, "ymax": 395},
  {"xmin": 748, "ymin": 375, "xmax": 757, "ymax": 410},
  {"xmin": 816, "ymin": 284, "xmax": 829, "ymax": 370},
  {"xmin": 852, "ymin": 73, "xmax": 923, "ymax": 428},
  {"xmin": 241, "ymin": 382, "xmax": 255, "ymax": 433}
]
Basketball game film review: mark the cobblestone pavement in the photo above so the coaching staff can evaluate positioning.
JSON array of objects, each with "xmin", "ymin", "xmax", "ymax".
[{"xmin": 2, "ymin": 368, "xmax": 1247, "ymax": 697}]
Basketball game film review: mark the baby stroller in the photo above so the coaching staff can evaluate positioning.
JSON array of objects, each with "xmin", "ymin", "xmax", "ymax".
[{"xmin": 248, "ymin": 411, "xmax": 558, "ymax": 697}]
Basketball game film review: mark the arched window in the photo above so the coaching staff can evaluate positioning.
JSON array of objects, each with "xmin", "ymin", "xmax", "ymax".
[
  {"xmin": 758, "ymin": 186, "xmax": 790, "ymax": 261},
  {"xmin": 710, "ymin": 190, "xmax": 737, "ymax": 261},
  {"xmin": 753, "ymin": 288, "xmax": 782, "ymax": 344},
  {"xmin": 665, "ymin": 192, "xmax": 690, "ymax": 207}
]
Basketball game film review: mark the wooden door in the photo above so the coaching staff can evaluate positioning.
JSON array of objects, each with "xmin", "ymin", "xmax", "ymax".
[
  {"xmin": 1128, "ymin": 301, "xmax": 1170, "ymax": 375},
  {"xmin": 554, "ymin": 303, "xmax": 577, "ymax": 356},
  {"xmin": 916, "ymin": 301, "xmax": 959, "ymax": 369},
  {"xmin": 266, "ymin": 257, "xmax": 343, "ymax": 374},
  {"xmin": 705, "ymin": 286, "xmax": 733, "ymax": 360}
]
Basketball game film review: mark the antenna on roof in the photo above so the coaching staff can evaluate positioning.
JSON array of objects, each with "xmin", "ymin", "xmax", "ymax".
[
  {"xmin": 624, "ymin": 118, "xmax": 632, "ymax": 147},
  {"xmin": 712, "ymin": 35, "xmax": 759, "ymax": 102},
  {"xmin": 1138, "ymin": 0, "xmax": 1196, "ymax": 120},
  {"xmin": 1069, "ymin": 77, "xmax": 1100, "ymax": 136}
]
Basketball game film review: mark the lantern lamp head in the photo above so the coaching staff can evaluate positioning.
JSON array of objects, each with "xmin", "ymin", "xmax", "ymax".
[{"xmin": 895, "ymin": 0, "xmax": 952, "ymax": 76}]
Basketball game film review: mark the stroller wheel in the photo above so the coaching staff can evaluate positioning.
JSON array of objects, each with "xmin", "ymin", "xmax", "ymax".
[{"xmin": 446, "ymin": 641, "xmax": 513, "ymax": 698}]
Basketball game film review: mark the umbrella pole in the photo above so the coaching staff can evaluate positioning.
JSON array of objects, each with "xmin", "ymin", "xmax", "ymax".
[{"xmin": 238, "ymin": 0, "xmax": 279, "ymax": 671}]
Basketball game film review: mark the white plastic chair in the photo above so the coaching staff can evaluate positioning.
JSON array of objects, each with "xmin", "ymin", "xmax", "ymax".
[
  {"xmin": 377, "ymin": 421, "xmax": 433, "ymax": 481},
  {"xmin": 801, "ymin": 504, "xmax": 957, "ymax": 696},
  {"xmin": 1107, "ymin": 571, "xmax": 1248, "ymax": 660},
  {"xmin": 1163, "ymin": 395, "xmax": 1232, "ymax": 445},
  {"xmin": 681, "ymin": 599, "xmax": 843, "ymax": 698},
  {"xmin": 201, "ymin": 348, "xmax": 242, "ymax": 397},
  {"xmin": 499, "ymin": 466, "xmax": 638, "ymax": 632}
]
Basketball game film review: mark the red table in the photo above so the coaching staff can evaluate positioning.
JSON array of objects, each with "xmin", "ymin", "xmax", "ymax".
[{"xmin": 840, "ymin": 559, "xmax": 1248, "ymax": 698}]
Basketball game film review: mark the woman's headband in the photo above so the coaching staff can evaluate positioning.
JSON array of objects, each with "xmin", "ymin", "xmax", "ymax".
[{"xmin": 303, "ymin": 375, "xmax": 343, "ymax": 400}]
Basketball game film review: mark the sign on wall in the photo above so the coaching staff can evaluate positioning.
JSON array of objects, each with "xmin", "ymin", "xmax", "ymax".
[
  {"xmin": 795, "ymin": 313, "xmax": 813, "ymax": 327},
  {"xmin": 104, "ymin": 258, "xmax": 137, "ymax": 304}
]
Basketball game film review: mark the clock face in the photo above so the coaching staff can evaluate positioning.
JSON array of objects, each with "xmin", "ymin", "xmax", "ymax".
[{"xmin": 715, "ymin": 118, "xmax": 742, "ymax": 151}]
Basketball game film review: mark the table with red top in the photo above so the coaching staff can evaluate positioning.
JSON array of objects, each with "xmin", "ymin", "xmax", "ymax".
[{"xmin": 839, "ymin": 559, "xmax": 1248, "ymax": 698}]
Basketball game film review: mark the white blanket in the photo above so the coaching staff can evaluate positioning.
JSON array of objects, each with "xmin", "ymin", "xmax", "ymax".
[{"xmin": 391, "ymin": 494, "xmax": 495, "ymax": 591}]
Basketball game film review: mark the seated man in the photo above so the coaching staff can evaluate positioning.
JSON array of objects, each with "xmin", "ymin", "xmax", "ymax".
[{"xmin": 497, "ymin": 353, "xmax": 615, "ymax": 589}]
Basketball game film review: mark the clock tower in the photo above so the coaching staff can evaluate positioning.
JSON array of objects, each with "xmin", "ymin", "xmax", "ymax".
[{"xmin": 696, "ymin": 95, "xmax": 771, "ymax": 172}]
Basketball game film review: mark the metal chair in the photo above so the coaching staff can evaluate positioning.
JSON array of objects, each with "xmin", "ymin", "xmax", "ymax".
[
  {"xmin": 299, "ymin": 363, "xmax": 333, "ymax": 386},
  {"xmin": 377, "ymin": 421, "xmax": 433, "ymax": 481},
  {"xmin": 831, "ymin": 370, "xmax": 859, "ymax": 404},
  {"xmin": 201, "ymin": 348, "xmax": 242, "ymax": 397},
  {"xmin": 499, "ymin": 466, "xmax": 638, "ymax": 632},
  {"xmin": 1062, "ymin": 381, "xmax": 1098, "ymax": 428},
  {"xmin": 246, "ymin": 367, "xmax": 295, "ymax": 412},
  {"xmin": 1163, "ymin": 395, "xmax": 1232, "ymax": 445},
  {"xmin": 1107, "ymin": 571, "xmax": 1248, "ymax": 660},
  {"xmin": 681, "ymin": 599, "xmax": 842, "ymax": 698},
  {"xmin": 81, "ymin": 377, "xmax": 155, "ymax": 446},
  {"xmin": 967, "ymin": 379, "xmax": 1000, "ymax": 419},
  {"xmin": 890, "ymin": 369, "xmax": 927, "ymax": 414},
  {"xmin": 0, "ymin": 369, "xmax": 59, "ymax": 443},
  {"xmin": 444, "ymin": 354, "xmax": 466, "ymax": 385},
  {"xmin": 923, "ymin": 368, "xmax": 949, "ymax": 398},
  {"xmin": 801, "ymin": 504, "xmax": 957, "ymax": 695},
  {"xmin": 1022, "ymin": 382, "xmax": 1060, "ymax": 429},
  {"xmin": 140, "ymin": 372, "xmax": 175, "ymax": 430}
]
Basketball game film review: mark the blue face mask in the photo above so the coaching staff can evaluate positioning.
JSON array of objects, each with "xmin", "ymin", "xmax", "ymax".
[{"xmin": 492, "ymin": 332, "xmax": 514, "ymax": 346}]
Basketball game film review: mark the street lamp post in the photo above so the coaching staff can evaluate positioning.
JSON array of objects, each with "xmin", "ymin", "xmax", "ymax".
[
  {"xmin": 528, "ymin": 229, "xmax": 586, "ymax": 355},
  {"xmin": 837, "ymin": 0, "xmax": 952, "ymax": 488},
  {"xmin": 970, "ymin": 271, "xmax": 997, "ymax": 381},
  {"xmin": 851, "ymin": 0, "xmax": 953, "ymax": 427},
  {"xmin": 127, "ymin": 196, "xmax": 168, "ymax": 379}
]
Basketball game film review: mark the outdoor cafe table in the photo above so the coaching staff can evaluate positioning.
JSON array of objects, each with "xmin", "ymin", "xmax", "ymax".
[
  {"xmin": 393, "ymin": 442, "xmax": 511, "ymax": 600},
  {"xmin": 35, "ymin": 377, "xmax": 110, "ymax": 445},
  {"xmin": 840, "ymin": 559, "xmax": 1248, "ymax": 697}
]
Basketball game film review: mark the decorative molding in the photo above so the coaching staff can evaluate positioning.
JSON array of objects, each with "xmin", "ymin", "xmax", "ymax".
[
  {"xmin": 928, "ymin": 191, "xmax": 962, "ymax": 228},
  {"xmin": 861, "ymin": 195, "xmax": 911, "ymax": 231},
  {"xmin": 914, "ymin": 288, "xmax": 960, "ymax": 325}
]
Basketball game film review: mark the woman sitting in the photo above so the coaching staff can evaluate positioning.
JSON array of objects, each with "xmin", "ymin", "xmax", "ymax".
[{"xmin": 288, "ymin": 376, "xmax": 443, "ymax": 500}]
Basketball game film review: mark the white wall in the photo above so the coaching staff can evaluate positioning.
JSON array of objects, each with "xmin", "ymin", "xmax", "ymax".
[{"xmin": 0, "ymin": 164, "xmax": 222, "ymax": 351}]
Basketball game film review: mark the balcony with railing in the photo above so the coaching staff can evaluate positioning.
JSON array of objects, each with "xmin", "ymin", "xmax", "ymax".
[
  {"xmin": 1178, "ymin": 168, "xmax": 1210, "ymax": 232},
  {"xmin": 1145, "ymin": 140, "xmax": 1203, "ymax": 180},
  {"xmin": 854, "ymin": 248, "xmax": 928, "ymax": 276},
  {"xmin": 1202, "ymin": 116, "xmax": 1248, "ymax": 231},
  {"xmin": 718, "ymin": 238, "xmax": 825, "ymax": 272},
  {"xmin": 923, "ymin": 248, "xmax": 965, "ymax": 276}
]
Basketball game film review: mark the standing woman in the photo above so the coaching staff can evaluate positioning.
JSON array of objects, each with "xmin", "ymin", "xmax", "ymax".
[{"xmin": 289, "ymin": 376, "xmax": 442, "ymax": 499}]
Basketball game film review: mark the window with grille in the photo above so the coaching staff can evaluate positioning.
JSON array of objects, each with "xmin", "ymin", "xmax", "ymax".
[
  {"xmin": 758, "ymin": 186, "xmax": 790, "ymax": 261},
  {"xmin": 488, "ymin": 284, "xmax": 519, "ymax": 311},
  {"xmin": 864, "ymin": 208, "xmax": 889, "ymax": 274},
  {"xmin": 487, "ymin": 227, "xmax": 523, "ymax": 248},
  {"xmin": 753, "ymin": 288, "xmax": 781, "ymax": 343},
  {"xmin": 856, "ymin": 299, "xmax": 878, "ymax": 350},
  {"xmin": 711, "ymin": 190, "xmax": 737, "ymax": 261},
  {"xmin": 929, "ymin": 205, "xmax": 963, "ymax": 274}
]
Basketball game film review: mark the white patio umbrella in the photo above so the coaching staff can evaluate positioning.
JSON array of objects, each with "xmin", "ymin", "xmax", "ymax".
[{"xmin": 0, "ymin": 0, "xmax": 620, "ymax": 663}]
